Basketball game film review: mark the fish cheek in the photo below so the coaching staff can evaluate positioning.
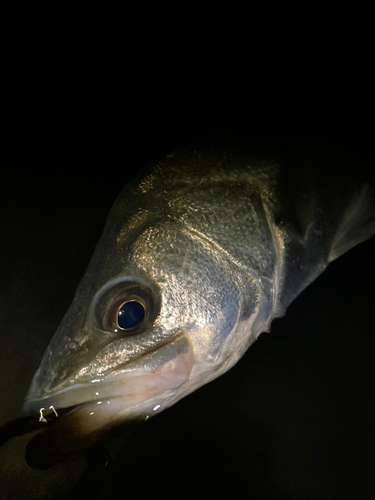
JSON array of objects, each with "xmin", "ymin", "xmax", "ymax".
[{"xmin": 185, "ymin": 278, "xmax": 242, "ymax": 367}]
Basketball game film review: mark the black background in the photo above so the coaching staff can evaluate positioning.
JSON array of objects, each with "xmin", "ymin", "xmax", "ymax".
[{"xmin": 1, "ymin": 2, "xmax": 375, "ymax": 499}]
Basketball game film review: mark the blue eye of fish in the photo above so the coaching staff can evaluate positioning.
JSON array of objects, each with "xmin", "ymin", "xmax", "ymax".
[
  {"xmin": 117, "ymin": 300, "xmax": 145, "ymax": 330},
  {"xmin": 94, "ymin": 278, "xmax": 160, "ymax": 335}
]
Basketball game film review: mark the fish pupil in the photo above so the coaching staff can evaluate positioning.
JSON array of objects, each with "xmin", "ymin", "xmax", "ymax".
[{"xmin": 117, "ymin": 301, "xmax": 145, "ymax": 330}]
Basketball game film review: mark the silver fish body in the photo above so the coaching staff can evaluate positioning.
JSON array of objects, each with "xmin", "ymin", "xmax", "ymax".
[{"xmin": 23, "ymin": 141, "xmax": 375, "ymax": 452}]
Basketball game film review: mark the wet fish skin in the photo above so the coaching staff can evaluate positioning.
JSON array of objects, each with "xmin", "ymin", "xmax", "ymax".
[{"xmin": 23, "ymin": 140, "xmax": 375, "ymax": 448}]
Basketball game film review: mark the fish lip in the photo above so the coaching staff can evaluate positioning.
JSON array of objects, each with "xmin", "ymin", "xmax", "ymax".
[
  {"xmin": 24, "ymin": 332, "xmax": 195, "ymax": 418},
  {"xmin": 23, "ymin": 385, "xmax": 107, "ymax": 416}
]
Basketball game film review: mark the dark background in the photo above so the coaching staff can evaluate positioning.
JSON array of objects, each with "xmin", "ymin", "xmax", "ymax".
[{"xmin": 1, "ymin": 2, "xmax": 374, "ymax": 499}]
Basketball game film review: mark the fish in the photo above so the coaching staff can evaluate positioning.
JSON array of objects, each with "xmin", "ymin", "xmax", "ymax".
[{"xmin": 23, "ymin": 136, "xmax": 375, "ymax": 466}]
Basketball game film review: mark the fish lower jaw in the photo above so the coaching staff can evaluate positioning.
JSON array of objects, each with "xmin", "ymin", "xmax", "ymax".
[{"xmin": 23, "ymin": 391, "xmax": 176, "ymax": 470}]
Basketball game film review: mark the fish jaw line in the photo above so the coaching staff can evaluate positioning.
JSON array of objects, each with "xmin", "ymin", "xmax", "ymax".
[{"xmin": 23, "ymin": 334, "xmax": 195, "ymax": 419}]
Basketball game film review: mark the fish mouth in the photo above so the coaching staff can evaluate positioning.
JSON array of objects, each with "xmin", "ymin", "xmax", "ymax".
[
  {"xmin": 24, "ymin": 332, "xmax": 193, "ymax": 415},
  {"xmin": 23, "ymin": 334, "xmax": 194, "ymax": 468}
]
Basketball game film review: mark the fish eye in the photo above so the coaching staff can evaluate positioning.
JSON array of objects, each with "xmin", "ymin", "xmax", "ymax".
[
  {"xmin": 92, "ymin": 277, "xmax": 160, "ymax": 336},
  {"xmin": 117, "ymin": 300, "xmax": 145, "ymax": 330}
]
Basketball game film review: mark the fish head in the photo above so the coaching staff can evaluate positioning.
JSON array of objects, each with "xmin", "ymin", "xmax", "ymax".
[{"xmin": 23, "ymin": 180, "xmax": 265, "ymax": 458}]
